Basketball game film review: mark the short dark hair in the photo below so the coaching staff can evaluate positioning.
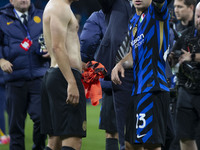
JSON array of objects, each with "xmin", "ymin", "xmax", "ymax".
[{"xmin": 184, "ymin": 0, "xmax": 197, "ymax": 7}]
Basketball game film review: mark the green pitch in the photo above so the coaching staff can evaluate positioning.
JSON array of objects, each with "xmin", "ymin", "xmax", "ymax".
[{"xmin": 0, "ymin": 104, "xmax": 106, "ymax": 150}]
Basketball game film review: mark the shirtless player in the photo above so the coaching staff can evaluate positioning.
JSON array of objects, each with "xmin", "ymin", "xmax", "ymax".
[{"xmin": 40, "ymin": 0, "xmax": 86, "ymax": 150}]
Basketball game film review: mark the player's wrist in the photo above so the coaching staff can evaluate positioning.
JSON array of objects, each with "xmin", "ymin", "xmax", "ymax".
[{"xmin": 191, "ymin": 53, "xmax": 196, "ymax": 61}]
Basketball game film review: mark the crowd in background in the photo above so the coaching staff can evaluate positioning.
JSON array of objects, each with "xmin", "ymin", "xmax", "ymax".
[{"xmin": 0, "ymin": 0, "xmax": 101, "ymax": 35}]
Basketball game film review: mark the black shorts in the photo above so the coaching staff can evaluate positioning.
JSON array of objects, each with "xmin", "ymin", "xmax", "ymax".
[
  {"xmin": 125, "ymin": 91, "xmax": 169, "ymax": 145},
  {"xmin": 99, "ymin": 91, "xmax": 117, "ymax": 133},
  {"xmin": 176, "ymin": 87, "xmax": 200, "ymax": 139},
  {"xmin": 40, "ymin": 67, "xmax": 86, "ymax": 137}
]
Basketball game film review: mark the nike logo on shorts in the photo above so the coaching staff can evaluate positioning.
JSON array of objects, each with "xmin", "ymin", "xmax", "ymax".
[{"xmin": 137, "ymin": 134, "xmax": 146, "ymax": 138}]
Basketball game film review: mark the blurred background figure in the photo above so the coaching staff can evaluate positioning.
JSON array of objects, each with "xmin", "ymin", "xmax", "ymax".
[
  {"xmin": 168, "ymin": 0, "xmax": 199, "ymax": 150},
  {"xmin": 95, "ymin": 0, "xmax": 134, "ymax": 149},
  {"xmin": 169, "ymin": 1, "xmax": 200, "ymax": 150},
  {"xmin": 0, "ymin": 0, "xmax": 49, "ymax": 149},
  {"xmin": 0, "ymin": 70, "xmax": 9, "ymax": 145},
  {"xmin": 80, "ymin": 9, "xmax": 119, "ymax": 150}
]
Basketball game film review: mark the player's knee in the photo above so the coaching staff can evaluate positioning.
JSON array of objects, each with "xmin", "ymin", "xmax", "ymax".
[
  {"xmin": 180, "ymin": 139, "xmax": 196, "ymax": 145},
  {"xmin": 125, "ymin": 141, "xmax": 134, "ymax": 150},
  {"xmin": 62, "ymin": 137, "xmax": 82, "ymax": 150},
  {"xmin": 47, "ymin": 136, "xmax": 61, "ymax": 150},
  {"xmin": 106, "ymin": 132, "xmax": 118, "ymax": 139},
  {"xmin": 143, "ymin": 143, "xmax": 161, "ymax": 150}
]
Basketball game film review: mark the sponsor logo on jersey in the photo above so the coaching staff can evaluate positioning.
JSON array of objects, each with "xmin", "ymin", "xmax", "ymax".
[{"xmin": 131, "ymin": 34, "xmax": 144, "ymax": 49}]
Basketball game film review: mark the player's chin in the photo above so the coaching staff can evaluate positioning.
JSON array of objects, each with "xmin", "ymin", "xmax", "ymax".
[
  {"xmin": 175, "ymin": 15, "xmax": 181, "ymax": 20},
  {"xmin": 196, "ymin": 24, "xmax": 200, "ymax": 31},
  {"xmin": 135, "ymin": 5, "xmax": 145, "ymax": 11}
]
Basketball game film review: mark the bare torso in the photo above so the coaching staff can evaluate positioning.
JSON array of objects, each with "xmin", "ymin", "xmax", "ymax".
[{"xmin": 43, "ymin": 0, "xmax": 82, "ymax": 72}]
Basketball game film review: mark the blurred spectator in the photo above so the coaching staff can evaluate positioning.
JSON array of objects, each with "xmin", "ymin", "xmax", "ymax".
[
  {"xmin": 0, "ymin": 1, "xmax": 49, "ymax": 149},
  {"xmin": 170, "ymin": 0, "xmax": 200, "ymax": 150},
  {"xmin": 0, "ymin": 70, "xmax": 9, "ymax": 145},
  {"xmin": 174, "ymin": 0, "xmax": 195, "ymax": 32},
  {"xmin": 80, "ymin": 10, "xmax": 119, "ymax": 150},
  {"xmin": 95, "ymin": 0, "xmax": 134, "ymax": 150}
]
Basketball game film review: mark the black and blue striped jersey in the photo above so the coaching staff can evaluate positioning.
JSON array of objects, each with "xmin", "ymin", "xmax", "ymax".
[{"xmin": 130, "ymin": 0, "xmax": 170, "ymax": 95}]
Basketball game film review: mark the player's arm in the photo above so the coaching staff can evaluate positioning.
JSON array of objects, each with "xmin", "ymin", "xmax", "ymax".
[
  {"xmin": 168, "ymin": 35, "xmax": 184, "ymax": 66},
  {"xmin": 111, "ymin": 48, "xmax": 133, "ymax": 85},
  {"xmin": 195, "ymin": 54, "xmax": 200, "ymax": 62},
  {"xmin": 152, "ymin": 0, "xmax": 170, "ymax": 20},
  {"xmin": 153, "ymin": 0, "xmax": 173, "ymax": 7},
  {"xmin": 48, "ymin": 8, "xmax": 79, "ymax": 105},
  {"xmin": 179, "ymin": 50, "xmax": 200, "ymax": 64},
  {"xmin": 152, "ymin": 0, "xmax": 165, "ymax": 8}
]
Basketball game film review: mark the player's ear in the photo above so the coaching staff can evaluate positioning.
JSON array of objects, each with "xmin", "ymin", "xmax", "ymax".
[
  {"xmin": 10, "ymin": 0, "xmax": 14, "ymax": 5},
  {"xmin": 189, "ymin": 4, "xmax": 194, "ymax": 11}
]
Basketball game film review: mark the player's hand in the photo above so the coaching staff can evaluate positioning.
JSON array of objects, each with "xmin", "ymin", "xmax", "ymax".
[
  {"xmin": 179, "ymin": 49, "xmax": 191, "ymax": 64},
  {"xmin": 111, "ymin": 62, "xmax": 125, "ymax": 85},
  {"xmin": 168, "ymin": 52, "xmax": 174, "ymax": 61},
  {"xmin": 0, "ymin": 59, "xmax": 13, "ymax": 74},
  {"xmin": 42, "ymin": 49, "xmax": 50, "ymax": 58},
  {"xmin": 82, "ymin": 62, "xmax": 87, "ymax": 71},
  {"xmin": 66, "ymin": 83, "xmax": 79, "ymax": 106},
  {"xmin": 168, "ymin": 52, "xmax": 175, "ymax": 66}
]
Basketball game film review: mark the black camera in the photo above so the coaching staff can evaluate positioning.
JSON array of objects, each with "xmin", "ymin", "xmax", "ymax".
[
  {"xmin": 180, "ymin": 61, "xmax": 200, "ymax": 82},
  {"xmin": 185, "ymin": 36, "xmax": 199, "ymax": 53},
  {"xmin": 173, "ymin": 50, "xmax": 183, "ymax": 60}
]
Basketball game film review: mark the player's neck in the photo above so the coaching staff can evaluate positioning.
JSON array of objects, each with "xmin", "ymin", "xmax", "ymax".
[
  {"xmin": 136, "ymin": 8, "xmax": 147, "ymax": 16},
  {"xmin": 136, "ymin": 9, "xmax": 143, "ymax": 15},
  {"xmin": 65, "ymin": 0, "xmax": 74, "ymax": 5},
  {"xmin": 53, "ymin": 0, "xmax": 72, "ymax": 5},
  {"xmin": 181, "ymin": 14, "xmax": 193, "ymax": 26}
]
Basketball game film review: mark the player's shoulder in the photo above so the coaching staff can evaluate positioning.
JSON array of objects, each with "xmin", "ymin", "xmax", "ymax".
[
  {"xmin": 44, "ymin": 2, "xmax": 71, "ymax": 21},
  {"xmin": 44, "ymin": 1, "xmax": 70, "ymax": 15}
]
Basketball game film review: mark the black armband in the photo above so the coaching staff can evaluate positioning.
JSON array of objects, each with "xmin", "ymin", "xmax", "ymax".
[{"xmin": 191, "ymin": 53, "xmax": 196, "ymax": 61}]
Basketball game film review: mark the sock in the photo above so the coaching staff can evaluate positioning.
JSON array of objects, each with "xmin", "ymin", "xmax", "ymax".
[
  {"xmin": 45, "ymin": 147, "xmax": 52, "ymax": 150},
  {"xmin": 61, "ymin": 146, "xmax": 75, "ymax": 150},
  {"xmin": 106, "ymin": 138, "xmax": 119, "ymax": 150}
]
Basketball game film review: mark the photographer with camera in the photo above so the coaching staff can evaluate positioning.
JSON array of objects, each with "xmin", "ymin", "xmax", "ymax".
[
  {"xmin": 169, "ymin": 0, "xmax": 196, "ymax": 65},
  {"xmin": 174, "ymin": 0, "xmax": 196, "ymax": 33},
  {"xmin": 169, "ymin": 2, "xmax": 200, "ymax": 150}
]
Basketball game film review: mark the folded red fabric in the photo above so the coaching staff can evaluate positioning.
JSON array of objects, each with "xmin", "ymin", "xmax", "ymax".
[{"xmin": 81, "ymin": 61, "xmax": 107, "ymax": 106}]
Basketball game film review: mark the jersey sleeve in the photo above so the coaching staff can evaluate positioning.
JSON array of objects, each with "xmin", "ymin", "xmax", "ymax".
[{"xmin": 150, "ymin": 0, "xmax": 169, "ymax": 21}]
